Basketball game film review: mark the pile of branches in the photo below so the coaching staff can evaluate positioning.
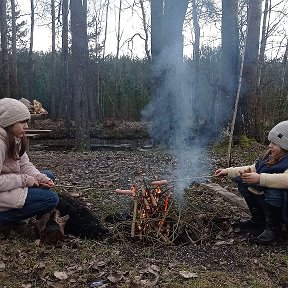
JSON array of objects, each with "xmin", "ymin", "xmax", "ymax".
[{"xmin": 109, "ymin": 182, "xmax": 238, "ymax": 246}]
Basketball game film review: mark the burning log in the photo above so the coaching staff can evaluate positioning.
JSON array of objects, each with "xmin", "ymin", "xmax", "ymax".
[{"xmin": 115, "ymin": 179, "xmax": 175, "ymax": 244}]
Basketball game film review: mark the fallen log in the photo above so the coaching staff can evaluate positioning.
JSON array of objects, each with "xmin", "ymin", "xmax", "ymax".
[{"xmin": 201, "ymin": 183, "xmax": 249, "ymax": 212}]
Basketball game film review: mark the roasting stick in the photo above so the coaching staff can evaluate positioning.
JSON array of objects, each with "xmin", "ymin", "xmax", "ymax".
[
  {"xmin": 130, "ymin": 186, "xmax": 138, "ymax": 238},
  {"xmin": 169, "ymin": 175, "xmax": 214, "ymax": 182}
]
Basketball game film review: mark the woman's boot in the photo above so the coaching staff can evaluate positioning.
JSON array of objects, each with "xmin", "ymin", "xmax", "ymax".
[
  {"xmin": 236, "ymin": 179, "xmax": 266, "ymax": 233},
  {"xmin": 237, "ymin": 195, "xmax": 266, "ymax": 233},
  {"xmin": 256, "ymin": 204, "xmax": 282, "ymax": 245}
]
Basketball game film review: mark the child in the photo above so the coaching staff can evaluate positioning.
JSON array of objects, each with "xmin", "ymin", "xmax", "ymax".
[
  {"xmin": 0, "ymin": 98, "xmax": 59, "ymax": 229},
  {"xmin": 215, "ymin": 121, "xmax": 288, "ymax": 244}
]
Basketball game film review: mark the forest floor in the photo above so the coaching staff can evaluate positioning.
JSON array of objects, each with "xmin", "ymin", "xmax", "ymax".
[{"xmin": 1, "ymin": 120, "xmax": 288, "ymax": 288}]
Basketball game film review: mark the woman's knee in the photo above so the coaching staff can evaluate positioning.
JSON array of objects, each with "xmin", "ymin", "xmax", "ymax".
[
  {"xmin": 235, "ymin": 177, "xmax": 250, "ymax": 197},
  {"xmin": 48, "ymin": 191, "xmax": 59, "ymax": 208},
  {"xmin": 41, "ymin": 170, "xmax": 56, "ymax": 181},
  {"xmin": 27, "ymin": 188, "xmax": 59, "ymax": 211}
]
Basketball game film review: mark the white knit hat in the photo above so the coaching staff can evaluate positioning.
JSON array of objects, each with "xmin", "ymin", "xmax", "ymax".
[
  {"xmin": 268, "ymin": 121, "xmax": 288, "ymax": 151},
  {"xmin": 0, "ymin": 98, "xmax": 31, "ymax": 128}
]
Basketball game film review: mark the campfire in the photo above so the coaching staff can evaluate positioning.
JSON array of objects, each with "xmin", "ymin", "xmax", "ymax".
[{"xmin": 115, "ymin": 179, "xmax": 177, "ymax": 244}]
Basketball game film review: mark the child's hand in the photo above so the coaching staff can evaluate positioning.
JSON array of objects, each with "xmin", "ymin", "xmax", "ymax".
[
  {"xmin": 23, "ymin": 174, "xmax": 39, "ymax": 187},
  {"xmin": 214, "ymin": 168, "xmax": 228, "ymax": 177},
  {"xmin": 39, "ymin": 179, "xmax": 55, "ymax": 189},
  {"xmin": 240, "ymin": 172, "xmax": 260, "ymax": 184}
]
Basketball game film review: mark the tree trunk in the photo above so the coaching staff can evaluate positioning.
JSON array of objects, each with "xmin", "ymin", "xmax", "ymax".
[
  {"xmin": 237, "ymin": 0, "xmax": 262, "ymax": 139},
  {"xmin": 98, "ymin": 0, "xmax": 110, "ymax": 120},
  {"xmin": 147, "ymin": 0, "xmax": 189, "ymax": 145},
  {"xmin": 0, "ymin": 0, "xmax": 10, "ymax": 98},
  {"xmin": 10, "ymin": 0, "xmax": 18, "ymax": 99},
  {"xmin": 50, "ymin": 0, "xmax": 56, "ymax": 118},
  {"xmin": 102, "ymin": 0, "xmax": 110, "ymax": 59},
  {"xmin": 258, "ymin": 0, "xmax": 269, "ymax": 84},
  {"xmin": 191, "ymin": 0, "xmax": 200, "ymax": 101},
  {"xmin": 151, "ymin": 0, "xmax": 163, "ymax": 61},
  {"xmin": 61, "ymin": 0, "xmax": 70, "ymax": 122},
  {"xmin": 150, "ymin": 0, "xmax": 163, "ymax": 104},
  {"xmin": 88, "ymin": 12, "xmax": 98, "ymax": 123},
  {"xmin": 139, "ymin": 0, "xmax": 150, "ymax": 60},
  {"xmin": 213, "ymin": 0, "xmax": 239, "ymax": 131},
  {"xmin": 71, "ymin": 0, "xmax": 90, "ymax": 151},
  {"xmin": 28, "ymin": 0, "xmax": 35, "ymax": 100},
  {"xmin": 278, "ymin": 39, "xmax": 288, "ymax": 122},
  {"xmin": 116, "ymin": 0, "xmax": 122, "ymax": 59}
]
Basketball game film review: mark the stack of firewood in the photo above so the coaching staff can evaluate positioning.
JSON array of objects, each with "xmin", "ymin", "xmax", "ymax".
[{"xmin": 116, "ymin": 179, "xmax": 177, "ymax": 244}]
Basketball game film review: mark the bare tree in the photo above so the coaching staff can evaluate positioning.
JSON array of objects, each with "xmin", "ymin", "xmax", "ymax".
[
  {"xmin": 116, "ymin": 0, "xmax": 122, "ymax": 59},
  {"xmin": 50, "ymin": 0, "xmax": 56, "ymax": 118},
  {"xmin": 0, "ymin": 0, "xmax": 10, "ymax": 98},
  {"xmin": 277, "ymin": 38, "xmax": 288, "ymax": 121},
  {"xmin": 138, "ymin": 0, "xmax": 150, "ymax": 60},
  {"xmin": 60, "ymin": 0, "xmax": 70, "ymax": 121},
  {"xmin": 28, "ymin": 0, "xmax": 35, "ymax": 99},
  {"xmin": 191, "ymin": 0, "xmax": 201, "ymax": 97},
  {"xmin": 258, "ymin": 0, "xmax": 269, "ymax": 84},
  {"xmin": 148, "ymin": 0, "xmax": 189, "ymax": 145},
  {"xmin": 71, "ymin": 0, "xmax": 90, "ymax": 150},
  {"xmin": 10, "ymin": 0, "xmax": 18, "ymax": 99},
  {"xmin": 150, "ymin": 0, "xmax": 163, "ymax": 99},
  {"xmin": 102, "ymin": 0, "xmax": 110, "ymax": 58},
  {"xmin": 238, "ymin": 0, "xmax": 262, "ymax": 139},
  {"xmin": 151, "ymin": 0, "xmax": 163, "ymax": 61},
  {"xmin": 213, "ymin": 0, "xmax": 239, "ymax": 130}
]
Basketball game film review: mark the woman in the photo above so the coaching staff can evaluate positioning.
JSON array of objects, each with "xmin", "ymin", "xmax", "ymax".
[
  {"xmin": 0, "ymin": 98, "xmax": 58, "ymax": 229},
  {"xmin": 215, "ymin": 121, "xmax": 288, "ymax": 244}
]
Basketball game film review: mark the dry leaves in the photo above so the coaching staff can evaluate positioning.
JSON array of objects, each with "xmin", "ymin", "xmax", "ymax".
[
  {"xmin": 179, "ymin": 270, "xmax": 198, "ymax": 279},
  {"xmin": 54, "ymin": 271, "xmax": 68, "ymax": 280},
  {"xmin": 0, "ymin": 261, "xmax": 5, "ymax": 271}
]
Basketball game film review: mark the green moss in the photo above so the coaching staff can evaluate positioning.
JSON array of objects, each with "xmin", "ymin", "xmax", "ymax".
[{"xmin": 239, "ymin": 135, "xmax": 256, "ymax": 148}]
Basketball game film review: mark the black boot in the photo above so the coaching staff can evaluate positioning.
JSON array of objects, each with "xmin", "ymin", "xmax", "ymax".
[
  {"xmin": 236, "ymin": 196, "xmax": 266, "ymax": 233},
  {"xmin": 256, "ymin": 204, "xmax": 282, "ymax": 245}
]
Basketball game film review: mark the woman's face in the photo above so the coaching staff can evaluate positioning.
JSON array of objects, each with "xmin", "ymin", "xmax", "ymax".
[
  {"xmin": 268, "ymin": 142, "xmax": 282, "ymax": 157},
  {"xmin": 8, "ymin": 120, "xmax": 29, "ymax": 138}
]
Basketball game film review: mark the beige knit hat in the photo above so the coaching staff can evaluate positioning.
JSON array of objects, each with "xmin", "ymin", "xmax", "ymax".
[
  {"xmin": 0, "ymin": 98, "xmax": 31, "ymax": 128},
  {"xmin": 268, "ymin": 121, "xmax": 288, "ymax": 151}
]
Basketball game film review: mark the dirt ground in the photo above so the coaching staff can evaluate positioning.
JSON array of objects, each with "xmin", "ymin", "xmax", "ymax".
[{"xmin": 0, "ymin": 120, "xmax": 288, "ymax": 288}]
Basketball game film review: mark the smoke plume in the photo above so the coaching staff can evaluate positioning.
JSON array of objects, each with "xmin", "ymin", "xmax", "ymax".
[{"xmin": 142, "ymin": 42, "xmax": 212, "ymax": 200}]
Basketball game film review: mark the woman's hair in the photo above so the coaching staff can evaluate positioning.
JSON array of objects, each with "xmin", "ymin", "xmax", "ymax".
[
  {"xmin": 260, "ymin": 148, "xmax": 288, "ymax": 166},
  {"xmin": 5, "ymin": 127, "xmax": 27, "ymax": 160}
]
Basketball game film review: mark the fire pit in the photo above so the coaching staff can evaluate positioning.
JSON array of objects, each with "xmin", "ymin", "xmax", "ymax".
[{"xmin": 115, "ymin": 179, "xmax": 178, "ymax": 244}]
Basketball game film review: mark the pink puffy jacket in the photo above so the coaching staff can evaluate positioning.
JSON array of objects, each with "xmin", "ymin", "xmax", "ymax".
[{"xmin": 0, "ymin": 127, "xmax": 46, "ymax": 211}]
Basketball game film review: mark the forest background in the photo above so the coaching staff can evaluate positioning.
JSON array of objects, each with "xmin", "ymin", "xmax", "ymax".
[{"xmin": 0, "ymin": 0, "xmax": 288, "ymax": 150}]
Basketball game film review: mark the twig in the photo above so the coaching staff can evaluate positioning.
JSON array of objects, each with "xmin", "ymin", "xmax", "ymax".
[
  {"xmin": 185, "ymin": 228, "xmax": 197, "ymax": 246},
  {"xmin": 130, "ymin": 186, "xmax": 138, "ymax": 238},
  {"xmin": 55, "ymin": 184, "xmax": 92, "ymax": 189},
  {"xmin": 170, "ymin": 176, "xmax": 214, "ymax": 182}
]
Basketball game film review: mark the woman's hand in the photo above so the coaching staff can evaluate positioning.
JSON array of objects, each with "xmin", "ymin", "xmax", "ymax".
[
  {"xmin": 214, "ymin": 168, "xmax": 228, "ymax": 177},
  {"xmin": 240, "ymin": 172, "xmax": 260, "ymax": 184}
]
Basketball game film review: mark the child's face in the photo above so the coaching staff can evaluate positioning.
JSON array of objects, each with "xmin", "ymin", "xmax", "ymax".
[
  {"xmin": 268, "ymin": 142, "xmax": 282, "ymax": 157},
  {"xmin": 8, "ymin": 120, "xmax": 29, "ymax": 138}
]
